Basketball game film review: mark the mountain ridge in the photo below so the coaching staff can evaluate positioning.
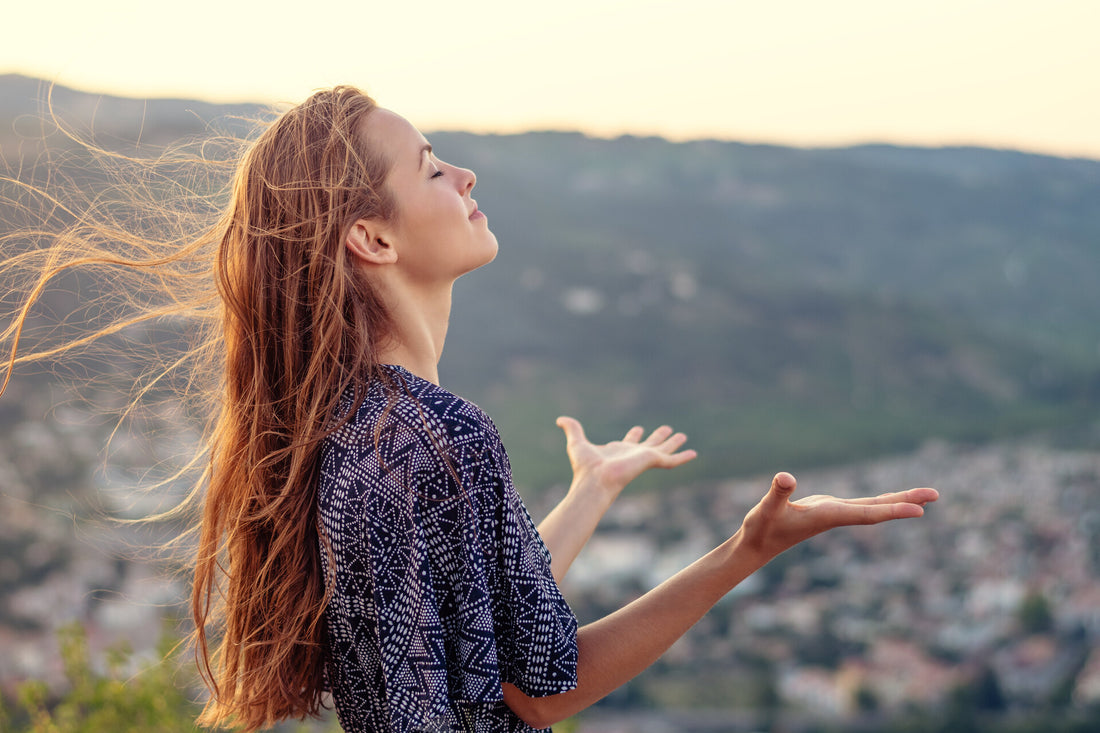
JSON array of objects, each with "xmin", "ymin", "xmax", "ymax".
[{"xmin": 2, "ymin": 75, "xmax": 1096, "ymax": 488}]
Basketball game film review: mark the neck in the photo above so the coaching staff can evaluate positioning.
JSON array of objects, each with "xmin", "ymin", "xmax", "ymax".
[{"xmin": 375, "ymin": 279, "xmax": 453, "ymax": 385}]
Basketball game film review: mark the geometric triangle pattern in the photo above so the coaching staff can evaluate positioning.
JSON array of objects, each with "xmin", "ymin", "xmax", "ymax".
[{"xmin": 318, "ymin": 365, "xmax": 579, "ymax": 732}]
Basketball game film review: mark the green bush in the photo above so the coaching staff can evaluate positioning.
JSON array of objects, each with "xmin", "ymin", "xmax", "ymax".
[{"xmin": 7, "ymin": 622, "xmax": 203, "ymax": 733}]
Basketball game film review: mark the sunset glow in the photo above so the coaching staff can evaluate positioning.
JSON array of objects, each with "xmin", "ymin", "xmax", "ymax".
[{"xmin": 4, "ymin": 0, "xmax": 1098, "ymax": 158}]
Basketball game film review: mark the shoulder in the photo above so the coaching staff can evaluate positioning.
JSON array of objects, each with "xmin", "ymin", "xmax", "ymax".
[
  {"xmin": 328, "ymin": 365, "xmax": 496, "ymax": 442},
  {"xmin": 322, "ymin": 366, "xmax": 509, "ymax": 497},
  {"xmin": 392, "ymin": 367, "xmax": 500, "ymax": 450},
  {"xmin": 363, "ymin": 365, "xmax": 500, "ymax": 449}
]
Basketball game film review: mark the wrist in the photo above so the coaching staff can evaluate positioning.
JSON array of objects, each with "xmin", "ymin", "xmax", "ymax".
[
  {"xmin": 566, "ymin": 472, "xmax": 620, "ymax": 510},
  {"xmin": 717, "ymin": 529, "xmax": 775, "ymax": 583}
]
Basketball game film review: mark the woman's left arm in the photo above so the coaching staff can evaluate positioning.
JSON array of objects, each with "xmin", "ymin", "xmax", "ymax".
[{"xmin": 538, "ymin": 416, "xmax": 697, "ymax": 583}]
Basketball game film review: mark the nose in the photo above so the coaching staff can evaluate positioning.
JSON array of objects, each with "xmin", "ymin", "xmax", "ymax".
[{"xmin": 459, "ymin": 166, "xmax": 476, "ymax": 194}]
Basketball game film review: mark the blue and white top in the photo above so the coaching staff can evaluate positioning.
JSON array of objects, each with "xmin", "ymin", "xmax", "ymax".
[{"xmin": 317, "ymin": 365, "xmax": 579, "ymax": 732}]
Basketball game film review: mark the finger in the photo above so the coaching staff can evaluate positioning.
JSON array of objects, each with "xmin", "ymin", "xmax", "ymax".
[
  {"xmin": 623, "ymin": 425, "xmax": 645, "ymax": 443},
  {"xmin": 657, "ymin": 448, "xmax": 697, "ymax": 467},
  {"xmin": 763, "ymin": 472, "xmax": 797, "ymax": 510},
  {"xmin": 911, "ymin": 488, "xmax": 939, "ymax": 505},
  {"xmin": 643, "ymin": 425, "xmax": 674, "ymax": 445},
  {"xmin": 840, "ymin": 488, "xmax": 940, "ymax": 507},
  {"xmin": 556, "ymin": 416, "xmax": 588, "ymax": 447},
  {"xmin": 658, "ymin": 432, "xmax": 689, "ymax": 453},
  {"xmin": 849, "ymin": 501, "xmax": 925, "ymax": 525}
]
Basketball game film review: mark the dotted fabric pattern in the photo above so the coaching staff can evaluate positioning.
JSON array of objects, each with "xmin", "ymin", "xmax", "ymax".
[{"xmin": 318, "ymin": 365, "xmax": 579, "ymax": 732}]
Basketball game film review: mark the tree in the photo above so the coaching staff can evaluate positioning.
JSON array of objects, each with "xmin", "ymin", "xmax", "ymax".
[
  {"xmin": 11, "ymin": 622, "xmax": 202, "ymax": 733},
  {"xmin": 6, "ymin": 622, "xmax": 343, "ymax": 732},
  {"xmin": 1017, "ymin": 591, "xmax": 1054, "ymax": 634}
]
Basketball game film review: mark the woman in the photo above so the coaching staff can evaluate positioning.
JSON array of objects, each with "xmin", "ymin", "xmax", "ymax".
[{"xmin": 2, "ymin": 86, "xmax": 937, "ymax": 732}]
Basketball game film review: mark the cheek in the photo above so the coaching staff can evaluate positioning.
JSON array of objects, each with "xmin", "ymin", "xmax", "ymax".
[
  {"xmin": 394, "ymin": 189, "xmax": 468, "ymax": 252},
  {"xmin": 422, "ymin": 199, "xmax": 468, "ymax": 243},
  {"xmin": 395, "ymin": 199, "xmax": 438, "ymax": 243}
]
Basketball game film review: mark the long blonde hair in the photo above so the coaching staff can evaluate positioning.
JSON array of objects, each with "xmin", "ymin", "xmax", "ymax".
[{"xmin": 2, "ymin": 85, "xmax": 397, "ymax": 729}]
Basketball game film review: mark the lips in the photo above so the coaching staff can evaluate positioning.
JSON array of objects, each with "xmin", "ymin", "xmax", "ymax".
[{"xmin": 469, "ymin": 201, "xmax": 486, "ymax": 220}]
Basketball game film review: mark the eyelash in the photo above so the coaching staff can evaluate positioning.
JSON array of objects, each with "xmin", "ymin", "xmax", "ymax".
[{"xmin": 430, "ymin": 169, "xmax": 444, "ymax": 179}]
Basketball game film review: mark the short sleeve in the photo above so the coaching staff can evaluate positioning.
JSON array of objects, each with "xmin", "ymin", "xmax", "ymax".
[
  {"xmin": 449, "ymin": 422, "xmax": 579, "ymax": 699},
  {"xmin": 318, "ymin": 373, "xmax": 578, "ymax": 733}
]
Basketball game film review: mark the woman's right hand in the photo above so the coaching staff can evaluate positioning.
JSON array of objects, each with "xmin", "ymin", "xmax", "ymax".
[{"xmin": 737, "ymin": 472, "xmax": 939, "ymax": 563}]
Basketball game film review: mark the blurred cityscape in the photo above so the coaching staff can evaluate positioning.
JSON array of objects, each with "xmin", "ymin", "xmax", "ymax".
[{"xmin": 2, "ymin": 393, "xmax": 1098, "ymax": 729}]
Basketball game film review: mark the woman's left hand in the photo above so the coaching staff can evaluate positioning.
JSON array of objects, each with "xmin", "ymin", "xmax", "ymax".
[{"xmin": 557, "ymin": 416, "xmax": 697, "ymax": 499}]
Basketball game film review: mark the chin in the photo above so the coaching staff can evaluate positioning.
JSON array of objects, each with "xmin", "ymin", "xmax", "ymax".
[
  {"xmin": 477, "ymin": 234, "xmax": 500, "ymax": 267},
  {"xmin": 453, "ymin": 238, "xmax": 499, "ymax": 281}
]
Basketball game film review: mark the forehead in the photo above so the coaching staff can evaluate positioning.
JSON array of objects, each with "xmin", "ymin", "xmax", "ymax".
[{"xmin": 360, "ymin": 108, "xmax": 427, "ymax": 169}]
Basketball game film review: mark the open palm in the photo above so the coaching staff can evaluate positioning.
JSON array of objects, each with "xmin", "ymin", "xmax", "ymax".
[
  {"xmin": 740, "ymin": 472, "xmax": 940, "ymax": 562},
  {"xmin": 556, "ymin": 416, "xmax": 697, "ymax": 494}
]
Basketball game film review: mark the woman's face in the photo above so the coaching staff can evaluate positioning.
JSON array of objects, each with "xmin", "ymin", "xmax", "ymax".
[{"xmin": 362, "ymin": 109, "xmax": 498, "ymax": 285}]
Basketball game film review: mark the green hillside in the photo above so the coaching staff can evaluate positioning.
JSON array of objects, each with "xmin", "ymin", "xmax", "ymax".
[
  {"xmin": 435, "ymin": 130, "xmax": 1099, "ymax": 486},
  {"xmin": 2, "ymin": 76, "xmax": 1097, "ymax": 490}
]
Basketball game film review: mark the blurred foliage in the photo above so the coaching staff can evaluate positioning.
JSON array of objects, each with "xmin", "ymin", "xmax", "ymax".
[
  {"xmin": 1017, "ymin": 591, "xmax": 1055, "ymax": 634},
  {"xmin": 6, "ymin": 622, "xmax": 202, "ymax": 732},
  {"xmin": 2, "ymin": 623, "xmax": 342, "ymax": 733}
]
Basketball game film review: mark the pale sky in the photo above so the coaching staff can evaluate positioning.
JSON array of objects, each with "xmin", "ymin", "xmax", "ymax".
[{"xmin": 4, "ymin": 0, "xmax": 1098, "ymax": 159}]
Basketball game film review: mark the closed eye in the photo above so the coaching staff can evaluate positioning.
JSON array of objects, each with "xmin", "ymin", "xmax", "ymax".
[{"xmin": 430, "ymin": 169, "xmax": 444, "ymax": 179}]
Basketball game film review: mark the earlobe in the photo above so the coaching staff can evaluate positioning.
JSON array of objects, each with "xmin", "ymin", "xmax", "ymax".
[{"xmin": 345, "ymin": 219, "xmax": 398, "ymax": 265}]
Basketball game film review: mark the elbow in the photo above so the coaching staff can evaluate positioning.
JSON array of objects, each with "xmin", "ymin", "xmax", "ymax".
[
  {"xmin": 501, "ymin": 683, "xmax": 561, "ymax": 730},
  {"xmin": 518, "ymin": 707, "xmax": 557, "ymax": 731}
]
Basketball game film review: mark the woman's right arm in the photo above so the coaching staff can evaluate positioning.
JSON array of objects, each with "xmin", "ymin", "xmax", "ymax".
[{"xmin": 504, "ymin": 472, "xmax": 939, "ymax": 728}]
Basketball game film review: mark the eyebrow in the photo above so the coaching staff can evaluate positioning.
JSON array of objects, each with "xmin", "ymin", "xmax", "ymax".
[{"xmin": 418, "ymin": 144, "xmax": 433, "ymax": 170}]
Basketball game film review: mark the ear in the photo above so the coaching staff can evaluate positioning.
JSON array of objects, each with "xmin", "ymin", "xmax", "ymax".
[{"xmin": 345, "ymin": 218, "xmax": 398, "ymax": 266}]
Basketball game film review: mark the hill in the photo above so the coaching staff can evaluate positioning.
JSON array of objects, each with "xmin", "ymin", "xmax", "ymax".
[{"xmin": 1, "ymin": 75, "xmax": 1097, "ymax": 488}]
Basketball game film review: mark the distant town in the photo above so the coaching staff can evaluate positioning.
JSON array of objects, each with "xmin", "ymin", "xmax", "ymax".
[{"xmin": 3, "ymin": 400, "xmax": 1098, "ymax": 728}]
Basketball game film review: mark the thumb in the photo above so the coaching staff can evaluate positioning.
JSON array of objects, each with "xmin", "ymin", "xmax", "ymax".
[
  {"xmin": 556, "ymin": 416, "xmax": 588, "ymax": 447},
  {"xmin": 765, "ymin": 471, "xmax": 797, "ymax": 508}
]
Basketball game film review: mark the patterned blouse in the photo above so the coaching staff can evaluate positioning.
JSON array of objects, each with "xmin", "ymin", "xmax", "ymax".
[{"xmin": 317, "ymin": 365, "xmax": 579, "ymax": 732}]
